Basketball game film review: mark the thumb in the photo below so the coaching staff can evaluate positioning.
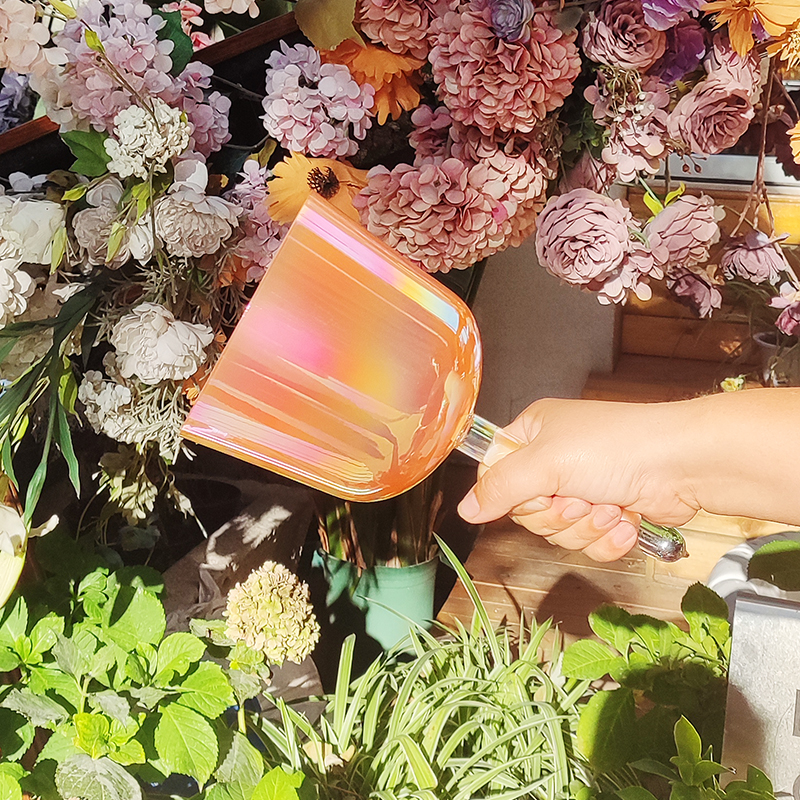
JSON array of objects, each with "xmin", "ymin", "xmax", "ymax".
[{"xmin": 457, "ymin": 445, "xmax": 553, "ymax": 524}]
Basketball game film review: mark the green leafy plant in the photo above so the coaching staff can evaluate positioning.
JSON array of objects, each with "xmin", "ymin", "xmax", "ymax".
[
  {"xmin": 748, "ymin": 538, "xmax": 800, "ymax": 590},
  {"xmin": 0, "ymin": 561, "xmax": 309, "ymax": 800},
  {"xmin": 562, "ymin": 583, "xmax": 735, "ymax": 794}
]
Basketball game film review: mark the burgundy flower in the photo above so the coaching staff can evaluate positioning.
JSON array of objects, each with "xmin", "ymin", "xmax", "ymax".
[
  {"xmin": 667, "ymin": 268, "xmax": 723, "ymax": 318},
  {"xmin": 721, "ymin": 231, "xmax": 787, "ymax": 285},
  {"xmin": 649, "ymin": 14, "xmax": 707, "ymax": 84},
  {"xmin": 582, "ymin": 0, "xmax": 667, "ymax": 72}
]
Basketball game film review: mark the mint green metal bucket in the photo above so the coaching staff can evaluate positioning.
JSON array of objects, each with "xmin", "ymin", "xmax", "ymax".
[{"xmin": 312, "ymin": 550, "xmax": 438, "ymax": 651}]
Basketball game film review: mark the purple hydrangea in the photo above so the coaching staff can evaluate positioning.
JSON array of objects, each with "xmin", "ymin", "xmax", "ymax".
[
  {"xmin": 641, "ymin": 0, "xmax": 704, "ymax": 30},
  {"xmin": 649, "ymin": 14, "xmax": 707, "ymax": 84},
  {"xmin": 0, "ymin": 71, "xmax": 35, "ymax": 134},
  {"xmin": 489, "ymin": 0, "xmax": 535, "ymax": 42}
]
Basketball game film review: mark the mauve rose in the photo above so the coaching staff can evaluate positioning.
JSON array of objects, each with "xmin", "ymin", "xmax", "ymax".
[
  {"xmin": 489, "ymin": 0, "xmax": 535, "ymax": 42},
  {"xmin": 721, "ymin": 231, "xmax": 786, "ymax": 285},
  {"xmin": 582, "ymin": 0, "xmax": 667, "ymax": 71},
  {"xmin": 645, "ymin": 194, "xmax": 721, "ymax": 269},
  {"xmin": 535, "ymin": 188, "xmax": 661, "ymax": 303},
  {"xmin": 649, "ymin": 14, "xmax": 706, "ymax": 84},
  {"xmin": 641, "ymin": 0, "xmax": 703, "ymax": 29},
  {"xmin": 667, "ymin": 268, "xmax": 722, "ymax": 318},
  {"xmin": 777, "ymin": 304, "xmax": 800, "ymax": 335},
  {"xmin": 667, "ymin": 77, "xmax": 754, "ymax": 155},
  {"xmin": 704, "ymin": 34, "xmax": 761, "ymax": 100}
]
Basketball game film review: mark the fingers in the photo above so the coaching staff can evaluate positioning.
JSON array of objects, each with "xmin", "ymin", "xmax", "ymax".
[{"xmin": 506, "ymin": 496, "xmax": 641, "ymax": 562}]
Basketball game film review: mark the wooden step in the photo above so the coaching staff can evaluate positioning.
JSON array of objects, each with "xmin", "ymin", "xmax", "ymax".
[{"xmin": 582, "ymin": 354, "xmax": 754, "ymax": 403}]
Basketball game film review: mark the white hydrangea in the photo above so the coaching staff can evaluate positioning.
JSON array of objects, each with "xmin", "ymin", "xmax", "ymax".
[
  {"xmin": 77, "ymin": 370, "xmax": 139, "ymax": 442},
  {"xmin": 0, "ymin": 246, "xmax": 34, "ymax": 327},
  {"xmin": 110, "ymin": 302, "xmax": 214, "ymax": 385},
  {"xmin": 155, "ymin": 161, "xmax": 240, "ymax": 257},
  {"xmin": 105, "ymin": 98, "xmax": 191, "ymax": 180},
  {"xmin": 262, "ymin": 42, "xmax": 374, "ymax": 159}
]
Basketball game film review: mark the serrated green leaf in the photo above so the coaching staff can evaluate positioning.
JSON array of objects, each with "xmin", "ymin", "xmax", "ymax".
[
  {"xmin": 589, "ymin": 604, "xmax": 637, "ymax": 654},
  {"xmin": 29, "ymin": 615, "xmax": 64, "ymax": 657},
  {"xmin": 215, "ymin": 730, "xmax": 264, "ymax": 787},
  {"xmin": 0, "ymin": 596, "xmax": 28, "ymax": 645},
  {"xmin": 89, "ymin": 692, "xmax": 131, "ymax": 725},
  {"xmin": 107, "ymin": 587, "xmax": 165, "ymax": 651},
  {"xmin": 252, "ymin": 767, "xmax": 304, "ymax": 800},
  {"xmin": 0, "ymin": 772, "xmax": 22, "ymax": 800},
  {"xmin": 562, "ymin": 639, "xmax": 625, "ymax": 680},
  {"xmin": 681, "ymin": 583, "xmax": 730, "ymax": 645},
  {"xmin": 0, "ymin": 647, "xmax": 20, "ymax": 672},
  {"xmin": 55, "ymin": 754, "xmax": 141, "ymax": 800},
  {"xmin": 2, "ymin": 687, "xmax": 68, "ymax": 728},
  {"xmin": 293, "ymin": 0, "xmax": 363, "ymax": 50},
  {"xmin": 0, "ymin": 708, "xmax": 35, "ymax": 761},
  {"xmin": 35, "ymin": 728, "xmax": 82, "ymax": 764},
  {"xmin": 176, "ymin": 661, "xmax": 234, "ymax": 719},
  {"xmin": 28, "ymin": 665, "xmax": 83, "ymax": 710},
  {"xmin": 155, "ymin": 703, "xmax": 218, "ymax": 786},
  {"xmin": 577, "ymin": 687, "xmax": 637, "ymax": 773},
  {"xmin": 74, "ymin": 713, "xmax": 111, "ymax": 759},
  {"xmin": 672, "ymin": 716, "xmax": 702, "ymax": 783},
  {"xmin": 53, "ymin": 633, "xmax": 91, "ymax": 678},
  {"xmin": 155, "ymin": 632, "xmax": 206, "ymax": 683},
  {"xmin": 154, "ymin": 10, "xmax": 193, "ymax": 75},
  {"xmin": 61, "ymin": 130, "xmax": 111, "ymax": 178}
]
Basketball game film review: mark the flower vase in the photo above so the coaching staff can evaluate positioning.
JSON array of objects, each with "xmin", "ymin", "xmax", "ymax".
[
  {"xmin": 752, "ymin": 331, "xmax": 800, "ymax": 386},
  {"xmin": 311, "ymin": 549, "xmax": 438, "ymax": 652}
]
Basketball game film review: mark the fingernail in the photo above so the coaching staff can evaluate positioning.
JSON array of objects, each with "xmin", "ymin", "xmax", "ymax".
[
  {"xmin": 458, "ymin": 491, "xmax": 481, "ymax": 520},
  {"xmin": 611, "ymin": 521, "xmax": 638, "ymax": 549},
  {"xmin": 593, "ymin": 507, "xmax": 621, "ymax": 528},
  {"xmin": 562, "ymin": 499, "xmax": 591, "ymax": 520}
]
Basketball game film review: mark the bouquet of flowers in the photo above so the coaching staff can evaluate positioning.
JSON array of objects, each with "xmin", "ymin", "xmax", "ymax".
[{"xmin": 0, "ymin": 0, "xmax": 799, "ymax": 554}]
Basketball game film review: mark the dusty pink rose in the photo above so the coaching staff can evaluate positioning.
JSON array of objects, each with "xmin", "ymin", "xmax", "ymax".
[
  {"xmin": 704, "ymin": 34, "xmax": 762, "ymax": 101},
  {"xmin": 558, "ymin": 150, "xmax": 616, "ymax": 194},
  {"xmin": 582, "ymin": 0, "xmax": 666, "ymax": 71},
  {"xmin": 645, "ymin": 194, "xmax": 722, "ymax": 270},
  {"xmin": 667, "ymin": 268, "xmax": 722, "ymax": 318},
  {"xmin": 535, "ymin": 188, "xmax": 661, "ymax": 304},
  {"xmin": 429, "ymin": 0, "xmax": 581, "ymax": 136},
  {"xmin": 721, "ymin": 231, "xmax": 786, "ymax": 285},
  {"xmin": 667, "ymin": 75, "xmax": 754, "ymax": 156}
]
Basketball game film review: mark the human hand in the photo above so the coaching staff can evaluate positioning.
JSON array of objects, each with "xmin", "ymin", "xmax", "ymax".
[{"xmin": 458, "ymin": 398, "xmax": 700, "ymax": 562}]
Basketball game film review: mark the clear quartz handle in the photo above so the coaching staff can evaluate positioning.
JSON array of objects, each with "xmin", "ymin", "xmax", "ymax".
[{"xmin": 456, "ymin": 414, "xmax": 688, "ymax": 563}]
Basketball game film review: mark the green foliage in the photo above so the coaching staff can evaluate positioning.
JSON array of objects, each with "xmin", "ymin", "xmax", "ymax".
[
  {"xmin": 155, "ymin": 10, "xmax": 194, "ymax": 75},
  {"xmin": 747, "ymin": 539, "xmax": 800, "ymax": 590},
  {"xmin": 0, "ymin": 564, "xmax": 302, "ymax": 800},
  {"xmin": 61, "ymin": 130, "xmax": 111, "ymax": 178},
  {"xmin": 563, "ymin": 582, "xmax": 738, "ymax": 795}
]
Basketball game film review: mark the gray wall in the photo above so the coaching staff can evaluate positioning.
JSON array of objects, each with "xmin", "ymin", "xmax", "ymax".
[{"xmin": 471, "ymin": 236, "xmax": 616, "ymax": 426}]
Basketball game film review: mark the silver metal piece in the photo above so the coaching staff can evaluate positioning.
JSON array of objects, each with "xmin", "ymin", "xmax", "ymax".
[{"xmin": 456, "ymin": 414, "xmax": 689, "ymax": 563}]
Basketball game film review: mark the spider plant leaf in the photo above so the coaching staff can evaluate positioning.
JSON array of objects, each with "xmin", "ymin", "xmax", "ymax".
[{"xmin": 332, "ymin": 634, "xmax": 355, "ymax": 739}]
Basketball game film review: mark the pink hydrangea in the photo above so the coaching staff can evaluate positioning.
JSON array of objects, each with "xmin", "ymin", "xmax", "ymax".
[
  {"xmin": 262, "ymin": 42, "xmax": 374, "ymax": 159},
  {"xmin": 409, "ymin": 105, "xmax": 453, "ymax": 164},
  {"xmin": 357, "ymin": 0, "xmax": 433, "ymax": 59},
  {"xmin": 225, "ymin": 161, "xmax": 288, "ymax": 282},
  {"xmin": 429, "ymin": 0, "xmax": 580, "ymax": 136},
  {"xmin": 0, "ymin": 0, "xmax": 52, "ymax": 76},
  {"xmin": 535, "ymin": 188, "xmax": 662, "ymax": 304},
  {"xmin": 354, "ymin": 159, "xmax": 506, "ymax": 273}
]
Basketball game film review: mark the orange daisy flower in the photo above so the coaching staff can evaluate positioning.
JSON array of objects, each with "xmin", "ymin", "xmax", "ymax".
[
  {"xmin": 769, "ymin": 21, "xmax": 800, "ymax": 73},
  {"xmin": 790, "ymin": 120, "xmax": 800, "ymax": 165},
  {"xmin": 321, "ymin": 40, "xmax": 425, "ymax": 125},
  {"xmin": 266, "ymin": 153, "xmax": 369, "ymax": 225},
  {"xmin": 702, "ymin": 0, "xmax": 800, "ymax": 55}
]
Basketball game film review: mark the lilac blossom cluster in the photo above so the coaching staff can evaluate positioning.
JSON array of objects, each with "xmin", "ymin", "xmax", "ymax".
[
  {"xmin": 31, "ymin": 0, "xmax": 230, "ymax": 161},
  {"xmin": 0, "ymin": 71, "xmax": 34, "ymax": 134},
  {"xmin": 261, "ymin": 42, "xmax": 374, "ymax": 159}
]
